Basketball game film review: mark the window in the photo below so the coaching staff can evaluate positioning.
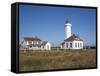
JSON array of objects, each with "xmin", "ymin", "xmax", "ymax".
[
  {"xmin": 80, "ymin": 43, "xmax": 82, "ymax": 47},
  {"xmin": 78, "ymin": 42, "xmax": 79, "ymax": 48},
  {"xmin": 66, "ymin": 43, "xmax": 68, "ymax": 48},
  {"xmin": 33, "ymin": 41, "xmax": 35, "ymax": 44},
  {"xmin": 38, "ymin": 46, "xmax": 41, "ymax": 48},
  {"xmin": 75, "ymin": 43, "xmax": 77, "ymax": 48},
  {"xmin": 70, "ymin": 43, "xmax": 72, "ymax": 48},
  {"xmin": 29, "ymin": 45, "xmax": 32, "ymax": 48},
  {"xmin": 43, "ymin": 46, "xmax": 44, "ymax": 48}
]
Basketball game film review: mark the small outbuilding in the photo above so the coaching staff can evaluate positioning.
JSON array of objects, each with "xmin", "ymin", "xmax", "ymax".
[{"xmin": 21, "ymin": 37, "xmax": 51, "ymax": 50}]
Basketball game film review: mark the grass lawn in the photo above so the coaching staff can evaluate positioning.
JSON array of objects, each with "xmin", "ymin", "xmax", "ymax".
[{"xmin": 19, "ymin": 49, "xmax": 96, "ymax": 71}]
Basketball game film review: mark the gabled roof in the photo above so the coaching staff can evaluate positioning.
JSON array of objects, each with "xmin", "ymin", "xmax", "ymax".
[
  {"xmin": 24, "ymin": 37, "xmax": 41, "ymax": 41},
  {"xmin": 64, "ymin": 34, "xmax": 83, "ymax": 41},
  {"xmin": 42, "ymin": 41, "xmax": 48, "ymax": 45}
]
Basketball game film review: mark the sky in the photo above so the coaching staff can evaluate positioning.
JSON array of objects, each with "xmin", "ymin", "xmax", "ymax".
[{"xmin": 19, "ymin": 4, "xmax": 96, "ymax": 47}]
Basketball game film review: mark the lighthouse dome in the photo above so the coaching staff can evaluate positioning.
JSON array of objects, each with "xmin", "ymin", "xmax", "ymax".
[{"xmin": 65, "ymin": 18, "xmax": 71, "ymax": 26}]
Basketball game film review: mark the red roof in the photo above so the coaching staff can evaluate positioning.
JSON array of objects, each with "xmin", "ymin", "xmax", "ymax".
[
  {"xmin": 42, "ymin": 41, "xmax": 48, "ymax": 45},
  {"xmin": 64, "ymin": 34, "xmax": 83, "ymax": 41},
  {"xmin": 24, "ymin": 37, "xmax": 41, "ymax": 41}
]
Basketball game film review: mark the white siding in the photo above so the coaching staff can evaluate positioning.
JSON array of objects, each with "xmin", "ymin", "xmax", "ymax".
[
  {"xmin": 73, "ymin": 41, "xmax": 83, "ymax": 49},
  {"xmin": 45, "ymin": 42, "xmax": 51, "ymax": 50},
  {"xmin": 61, "ymin": 41, "xmax": 83, "ymax": 49},
  {"xmin": 65, "ymin": 23, "xmax": 72, "ymax": 39},
  {"xmin": 22, "ymin": 40, "xmax": 51, "ymax": 50}
]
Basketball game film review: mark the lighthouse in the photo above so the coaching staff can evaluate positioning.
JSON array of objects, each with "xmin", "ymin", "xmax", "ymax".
[
  {"xmin": 61, "ymin": 18, "xmax": 83, "ymax": 49},
  {"xmin": 64, "ymin": 18, "xmax": 72, "ymax": 39}
]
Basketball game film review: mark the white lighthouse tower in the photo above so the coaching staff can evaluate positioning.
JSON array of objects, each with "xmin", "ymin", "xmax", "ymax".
[
  {"xmin": 61, "ymin": 18, "xmax": 83, "ymax": 49},
  {"xmin": 64, "ymin": 18, "xmax": 72, "ymax": 39}
]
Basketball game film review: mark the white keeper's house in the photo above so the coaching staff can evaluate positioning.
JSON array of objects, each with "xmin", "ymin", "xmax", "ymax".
[
  {"xmin": 61, "ymin": 18, "xmax": 83, "ymax": 49},
  {"xmin": 21, "ymin": 37, "xmax": 51, "ymax": 50}
]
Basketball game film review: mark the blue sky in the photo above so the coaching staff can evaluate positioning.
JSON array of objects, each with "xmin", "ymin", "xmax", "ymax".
[{"xmin": 19, "ymin": 4, "xmax": 96, "ymax": 46}]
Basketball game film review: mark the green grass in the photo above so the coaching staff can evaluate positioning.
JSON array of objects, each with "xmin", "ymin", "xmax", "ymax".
[{"xmin": 19, "ymin": 49, "xmax": 96, "ymax": 71}]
